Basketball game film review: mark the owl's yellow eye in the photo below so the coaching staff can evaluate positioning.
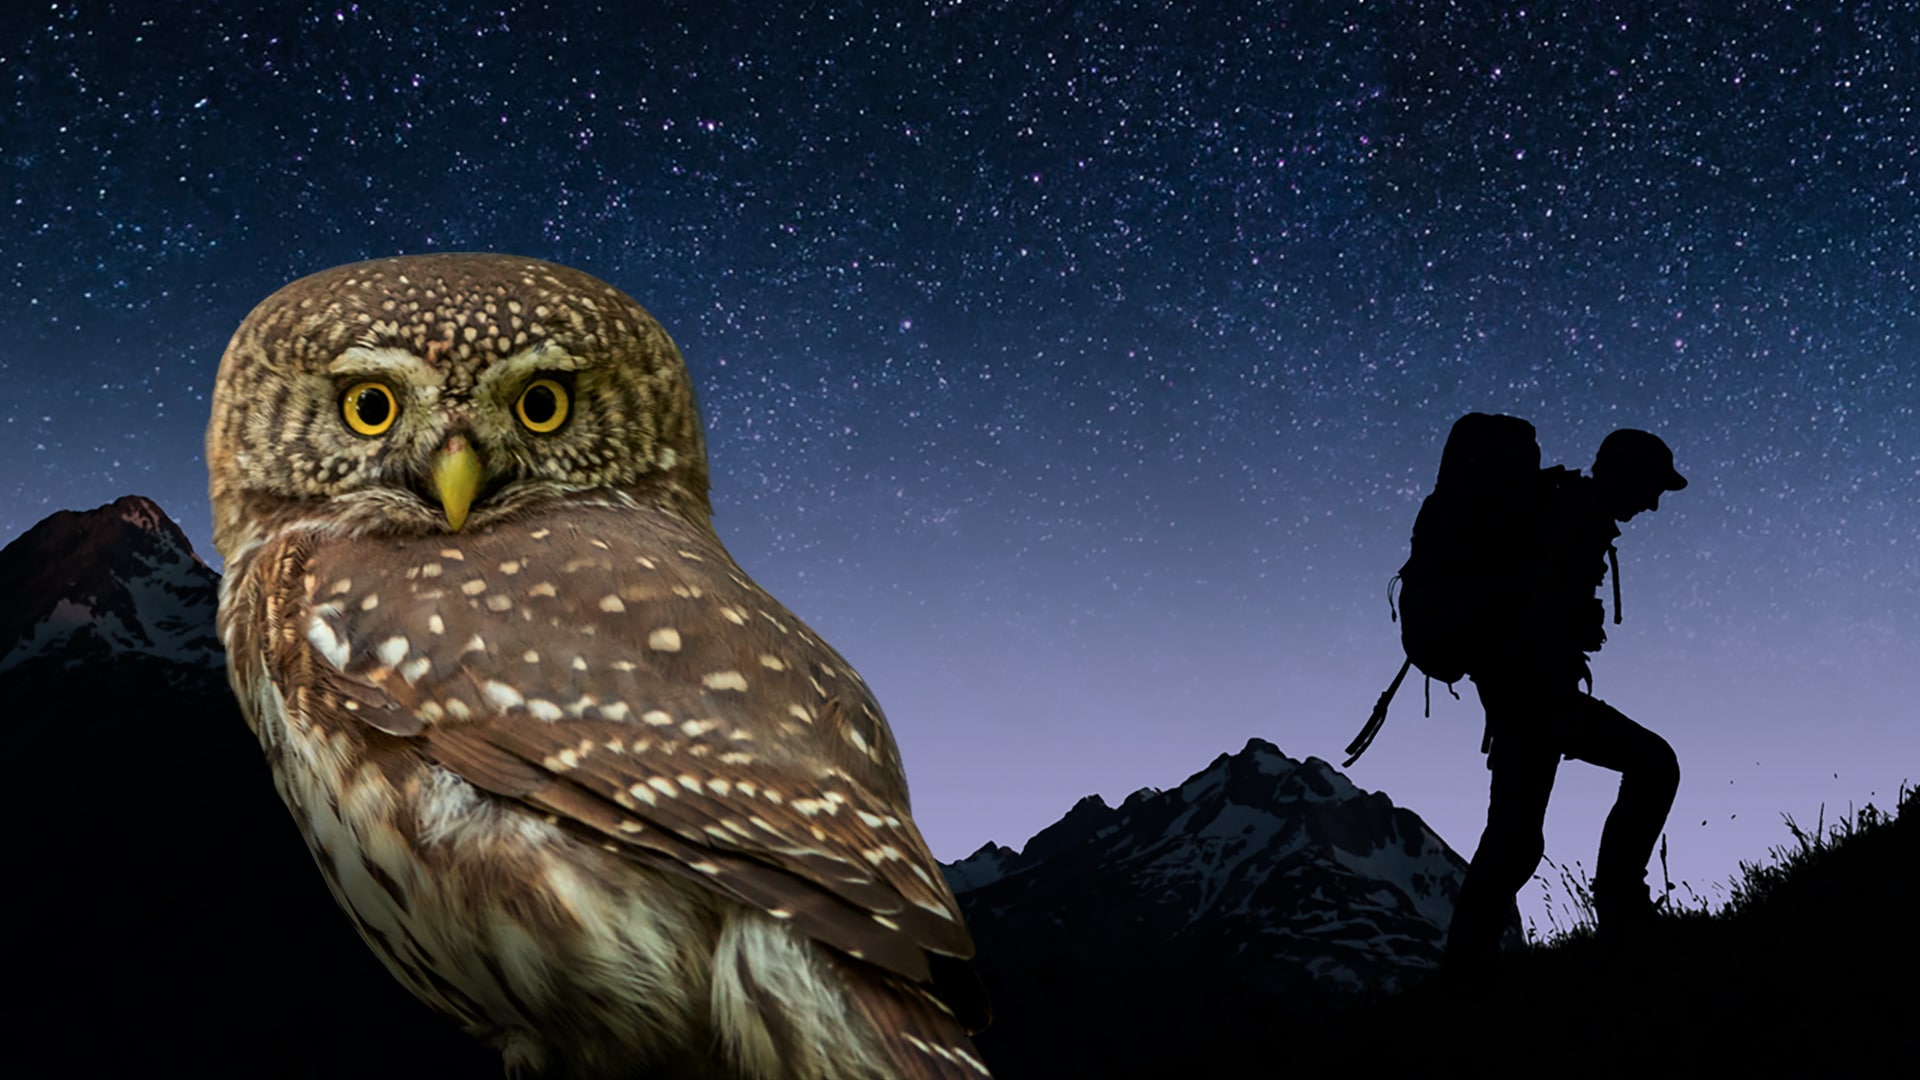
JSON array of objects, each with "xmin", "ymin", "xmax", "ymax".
[
  {"xmin": 516, "ymin": 377, "xmax": 570, "ymax": 433},
  {"xmin": 342, "ymin": 381, "xmax": 399, "ymax": 436}
]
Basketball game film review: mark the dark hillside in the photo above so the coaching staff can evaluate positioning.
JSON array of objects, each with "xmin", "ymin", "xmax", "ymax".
[{"xmin": 1216, "ymin": 785, "xmax": 1918, "ymax": 1075}]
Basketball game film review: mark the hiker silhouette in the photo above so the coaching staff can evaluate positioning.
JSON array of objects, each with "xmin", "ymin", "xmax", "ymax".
[{"xmin": 1444, "ymin": 426, "xmax": 1687, "ymax": 964}]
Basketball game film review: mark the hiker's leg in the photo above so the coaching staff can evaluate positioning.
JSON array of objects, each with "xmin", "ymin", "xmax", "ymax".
[
  {"xmin": 1562, "ymin": 695, "xmax": 1681, "ymax": 915},
  {"xmin": 1448, "ymin": 683, "xmax": 1562, "ymax": 959}
]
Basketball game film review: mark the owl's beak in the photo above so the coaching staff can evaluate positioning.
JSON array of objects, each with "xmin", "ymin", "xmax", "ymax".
[{"xmin": 430, "ymin": 438, "xmax": 484, "ymax": 531}]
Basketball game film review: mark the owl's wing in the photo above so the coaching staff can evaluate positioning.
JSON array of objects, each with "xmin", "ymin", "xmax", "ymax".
[{"xmin": 262, "ymin": 505, "xmax": 986, "ymax": 1032}]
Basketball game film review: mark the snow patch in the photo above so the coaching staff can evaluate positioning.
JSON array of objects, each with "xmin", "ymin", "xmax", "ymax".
[
  {"xmin": 1251, "ymin": 749, "xmax": 1296, "ymax": 777},
  {"xmin": 944, "ymin": 844, "xmax": 1021, "ymax": 893},
  {"xmin": 1327, "ymin": 833, "xmax": 1458, "ymax": 930},
  {"xmin": 1178, "ymin": 764, "xmax": 1226, "ymax": 803}
]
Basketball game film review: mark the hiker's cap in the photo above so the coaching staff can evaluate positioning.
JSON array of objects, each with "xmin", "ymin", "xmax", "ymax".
[{"xmin": 1596, "ymin": 429, "xmax": 1687, "ymax": 491}]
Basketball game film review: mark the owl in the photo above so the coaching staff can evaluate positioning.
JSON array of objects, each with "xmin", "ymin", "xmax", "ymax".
[{"xmin": 206, "ymin": 254, "xmax": 991, "ymax": 1080}]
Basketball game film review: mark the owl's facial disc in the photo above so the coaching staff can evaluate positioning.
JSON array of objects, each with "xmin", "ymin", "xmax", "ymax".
[{"xmin": 430, "ymin": 435, "xmax": 484, "ymax": 531}]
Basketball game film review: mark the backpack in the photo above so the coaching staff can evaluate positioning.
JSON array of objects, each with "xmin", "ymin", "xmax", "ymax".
[{"xmin": 1343, "ymin": 413, "xmax": 1563, "ymax": 766}]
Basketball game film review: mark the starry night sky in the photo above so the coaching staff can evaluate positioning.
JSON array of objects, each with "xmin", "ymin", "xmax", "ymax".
[{"xmin": 5, "ymin": 3, "xmax": 1917, "ymax": 934}]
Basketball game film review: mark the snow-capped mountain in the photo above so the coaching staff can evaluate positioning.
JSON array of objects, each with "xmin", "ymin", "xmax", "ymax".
[
  {"xmin": 941, "ymin": 739, "xmax": 1475, "ymax": 1077},
  {"xmin": 0, "ymin": 494, "xmax": 222, "ymax": 673}
]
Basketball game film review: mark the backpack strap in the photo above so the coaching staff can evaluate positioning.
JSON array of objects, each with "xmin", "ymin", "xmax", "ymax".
[
  {"xmin": 1609, "ymin": 543, "xmax": 1623, "ymax": 624},
  {"xmin": 1344, "ymin": 656, "xmax": 1412, "ymax": 767}
]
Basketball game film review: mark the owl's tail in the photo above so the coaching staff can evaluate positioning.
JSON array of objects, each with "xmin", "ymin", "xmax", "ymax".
[
  {"xmin": 830, "ymin": 957, "xmax": 993, "ymax": 1080},
  {"xmin": 711, "ymin": 906, "xmax": 992, "ymax": 1080}
]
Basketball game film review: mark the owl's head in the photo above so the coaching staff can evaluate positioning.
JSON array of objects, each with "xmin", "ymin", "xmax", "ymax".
[{"xmin": 206, "ymin": 254, "xmax": 710, "ymax": 561}]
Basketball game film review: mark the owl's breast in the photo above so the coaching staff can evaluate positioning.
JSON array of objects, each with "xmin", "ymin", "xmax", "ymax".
[{"xmin": 244, "ymin": 620, "xmax": 720, "ymax": 1055}]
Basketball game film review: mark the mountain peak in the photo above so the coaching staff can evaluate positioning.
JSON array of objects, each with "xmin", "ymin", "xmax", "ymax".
[
  {"xmin": 1238, "ymin": 735, "xmax": 1285, "ymax": 757},
  {"xmin": 1172, "ymin": 735, "xmax": 1362, "ymax": 810},
  {"xmin": 0, "ymin": 496, "xmax": 222, "ymax": 672},
  {"xmin": 942, "ymin": 736, "xmax": 1471, "ymax": 1044},
  {"xmin": 108, "ymin": 494, "xmax": 201, "ymax": 554},
  {"xmin": 940, "ymin": 739, "xmax": 1474, "ymax": 1072},
  {"xmin": 1015, "ymin": 792, "xmax": 1121, "ymax": 868}
]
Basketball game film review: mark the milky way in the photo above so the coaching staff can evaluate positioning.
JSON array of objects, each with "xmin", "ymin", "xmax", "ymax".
[{"xmin": 5, "ymin": 3, "xmax": 1916, "ymax": 935}]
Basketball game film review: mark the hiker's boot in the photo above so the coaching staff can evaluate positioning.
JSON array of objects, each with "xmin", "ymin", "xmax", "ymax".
[
  {"xmin": 1592, "ymin": 876, "xmax": 1658, "ymax": 945},
  {"xmin": 1438, "ymin": 899, "xmax": 1523, "ymax": 991}
]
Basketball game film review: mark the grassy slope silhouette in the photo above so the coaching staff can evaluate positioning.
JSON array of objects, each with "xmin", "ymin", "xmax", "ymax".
[{"xmin": 1198, "ymin": 782, "xmax": 1917, "ymax": 1075}]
